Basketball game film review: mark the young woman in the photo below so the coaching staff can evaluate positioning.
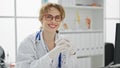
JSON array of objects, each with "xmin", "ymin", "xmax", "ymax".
[{"xmin": 16, "ymin": 3, "xmax": 76, "ymax": 68}]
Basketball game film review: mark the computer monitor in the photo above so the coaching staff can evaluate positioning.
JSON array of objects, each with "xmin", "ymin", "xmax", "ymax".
[{"xmin": 114, "ymin": 23, "xmax": 120, "ymax": 64}]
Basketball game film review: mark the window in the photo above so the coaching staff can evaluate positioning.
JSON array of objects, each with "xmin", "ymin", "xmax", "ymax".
[
  {"xmin": 0, "ymin": 18, "xmax": 15, "ymax": 63},
  {"xmin": 0, "ymin": 0, "xmax": 14, "ymax": 16},
  {"xmin": 17, "ymin": 18, "xmax": 41, "ymax": 48},
  {"xmin": 16, "ymin": 0, "xmax": 41, "ymax": 17},
  {"xmin": 0, "ymin": 0, "xmax": 42, "ymax": 63}
]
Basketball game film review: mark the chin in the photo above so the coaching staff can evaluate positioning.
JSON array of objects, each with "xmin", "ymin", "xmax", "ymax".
[{"xmin": 47, "ymin": 29, "xmax": 56, "ymax": 33}]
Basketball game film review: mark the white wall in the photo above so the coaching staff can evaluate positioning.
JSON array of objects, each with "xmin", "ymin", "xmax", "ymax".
[{"xmin": 105, "ymin": 0, "xmax": 120, "ymax": 45}]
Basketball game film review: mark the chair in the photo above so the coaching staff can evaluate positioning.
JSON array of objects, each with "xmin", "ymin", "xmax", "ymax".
[
  {"xmin": 105, "ymin": 23, "xmax": 120, "ymax": 68},
  {"xmin": 110, "ymin": 23, "xmax": 120, "ymax": 68},
  {"xmin": 105, "ymin": 43, "xmax": 114, "ymax": 66},
  {"xmin": 0, "ymin": 46, "xmax": 6, "ymax": 68}
]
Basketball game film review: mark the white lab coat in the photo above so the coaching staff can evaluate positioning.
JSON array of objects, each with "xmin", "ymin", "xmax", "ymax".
[{"xmin": 15, "ymin": 31, "xmax": 77, "ymax": 68}]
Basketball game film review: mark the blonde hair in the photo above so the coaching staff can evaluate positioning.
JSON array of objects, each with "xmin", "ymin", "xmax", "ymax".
[{"xmin": 39, "ymin": 3, "xmax": 65, "ymax": 22}]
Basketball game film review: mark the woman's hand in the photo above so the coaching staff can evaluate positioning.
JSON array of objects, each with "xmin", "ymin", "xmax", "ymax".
[
  {"xmin": 56, "ymin": 38, "xmax": 76, "ymax": 55},
  {"xmin": 48, "ymin": 39, "xmax": 73, "ymax": 58},
  {"xmin": 48, "ymin": 38, "xmax": 71, "ymax": 59}
]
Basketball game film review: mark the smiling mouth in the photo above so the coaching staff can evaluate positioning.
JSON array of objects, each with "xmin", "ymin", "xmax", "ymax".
[{"xmin": 48, "ymin": 24, "xmax": 57, "ymax": 29}]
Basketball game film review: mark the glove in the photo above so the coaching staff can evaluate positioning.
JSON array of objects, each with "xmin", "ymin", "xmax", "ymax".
[
  {"xmin": 56, "ymin": 38, "xmax": 76, "ymax": 55},
  {"xmin": 58, "ymin": 38, "xmax": 76, "ymax": 54},
  {"xmin": 48, "ymin": 38, "xmax": 71, "ymax": 59}
]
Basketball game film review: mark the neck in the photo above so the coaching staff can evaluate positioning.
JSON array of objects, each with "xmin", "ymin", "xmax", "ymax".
[
  {"xmin": 42, "ymin": 30, "xmax": 56, "ymax": 51},
  {"xmin": 43, "ymin": 30, "xmax": 56, "ymax": 41}
]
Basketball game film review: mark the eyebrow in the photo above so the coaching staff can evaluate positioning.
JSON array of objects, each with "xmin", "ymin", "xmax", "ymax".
[{"xmin": 46, "ymin": 14, "xmax": 61, "ymax": 16}]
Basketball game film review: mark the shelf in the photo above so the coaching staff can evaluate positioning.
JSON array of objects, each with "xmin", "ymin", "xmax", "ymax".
[
  {"xmin": 77, "ymin": 54, "xmax": 103, "ymax": 59},
  {"xmin": 59, "ymin": 29, "xmax": 103, "ymax": 34},
  {"xmin": 58, "ymin": 0, "xmax": 104, "ymax": 67},
  {"xmin": 64, "ymin": 6, "xmax": 103, "ymax": 10}
]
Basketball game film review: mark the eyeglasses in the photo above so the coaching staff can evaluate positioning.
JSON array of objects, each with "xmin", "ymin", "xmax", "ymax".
[{"xmin": 44, "ymin": 14, "xmax": 62, "ymax": 22}]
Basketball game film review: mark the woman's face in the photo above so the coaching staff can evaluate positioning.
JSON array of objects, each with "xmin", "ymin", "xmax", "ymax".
[{"xmin": 42, "ymin": 7, "xmax": 62, "ymax": 33}]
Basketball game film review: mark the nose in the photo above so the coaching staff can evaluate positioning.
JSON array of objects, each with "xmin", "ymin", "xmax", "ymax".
[{"xmin": 51, "ymin": 17, "xmax": 56, "ymax": 23}]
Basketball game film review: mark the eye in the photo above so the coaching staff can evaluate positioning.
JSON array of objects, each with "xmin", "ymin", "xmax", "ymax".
[
  {"xmin": 55, "ymin": 15, "xmax": 61, "ymax": 19},
  {"xmin": 46, "ymin": 14, "xmax": 52, "ymax": 18}
]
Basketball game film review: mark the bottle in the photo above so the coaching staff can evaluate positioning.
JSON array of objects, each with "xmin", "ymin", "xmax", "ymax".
[{"xmin": 85, "ymin": 17, "xmax": 91, "ymax": 29}]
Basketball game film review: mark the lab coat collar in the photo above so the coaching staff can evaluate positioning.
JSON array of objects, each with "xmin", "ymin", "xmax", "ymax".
[{"xmin": 40, "ymin": 31, "xmax": 49, "ymax": 53}]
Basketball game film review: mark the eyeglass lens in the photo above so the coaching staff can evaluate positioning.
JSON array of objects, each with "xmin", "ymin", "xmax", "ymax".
[{"xmin": 45, "ymin": 14, "xmax": 62, "ymax": 22}]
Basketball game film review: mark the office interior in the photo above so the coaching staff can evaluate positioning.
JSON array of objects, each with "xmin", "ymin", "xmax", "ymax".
[{"xmin": 0, "ymin": 0, "xmax": 120, "ymax": 68}]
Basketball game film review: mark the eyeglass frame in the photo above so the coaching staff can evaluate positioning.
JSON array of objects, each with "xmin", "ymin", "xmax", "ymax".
[{"xmin": 43, "ymin": 14, "xmax": 62, "ymax": 22}]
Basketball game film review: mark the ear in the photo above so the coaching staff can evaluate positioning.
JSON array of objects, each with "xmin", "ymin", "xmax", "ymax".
[{"xmin": 39, "ymin": 18, "xmax": 41, "ymax": 22}]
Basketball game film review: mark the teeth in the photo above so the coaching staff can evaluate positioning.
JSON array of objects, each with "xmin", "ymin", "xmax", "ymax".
[{"xmin": 49, "ymin": 24, "xmax": 56, "ymax": 28}]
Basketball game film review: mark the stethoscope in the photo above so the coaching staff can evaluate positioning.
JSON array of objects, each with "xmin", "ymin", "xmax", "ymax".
[{"xmin": 35, "ymin": 30, "xmax": 62, "ymax": 68}]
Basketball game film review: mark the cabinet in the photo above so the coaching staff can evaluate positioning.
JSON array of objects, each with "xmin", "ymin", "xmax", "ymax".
[
  {"xmin": 59, "ymin": 0, "xmax": 103, "ymax": 32},
  {"xmin": 58, "ymin": 0, "xmax": 104, "ymax": 68}
]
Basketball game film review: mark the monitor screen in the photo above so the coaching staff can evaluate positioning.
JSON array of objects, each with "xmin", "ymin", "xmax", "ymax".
[{"xmin": 114, "ymin": 23, "xmax": 120, "ymax": 64}]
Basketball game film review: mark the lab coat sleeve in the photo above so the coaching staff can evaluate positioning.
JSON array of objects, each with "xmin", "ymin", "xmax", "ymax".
[
  {"xmin": 62, "ymin": 51, "xmax": 78, "ymax": 68},
  {"xmin": 15, "ymin": 37, "xmax": 52, "ymax": 68},
  {"xmin": 67, "ymin": 55, "xmax": 78, "ymax": 68}
]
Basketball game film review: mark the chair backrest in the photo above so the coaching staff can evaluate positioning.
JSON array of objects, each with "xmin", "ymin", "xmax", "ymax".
[
  {"xmin": 114, "ymin": 23, "xmax": 120, "ymax": 64},
  {"xmin": 105, "ymin": 43, "xmax": 114, "ymax": 66}
]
